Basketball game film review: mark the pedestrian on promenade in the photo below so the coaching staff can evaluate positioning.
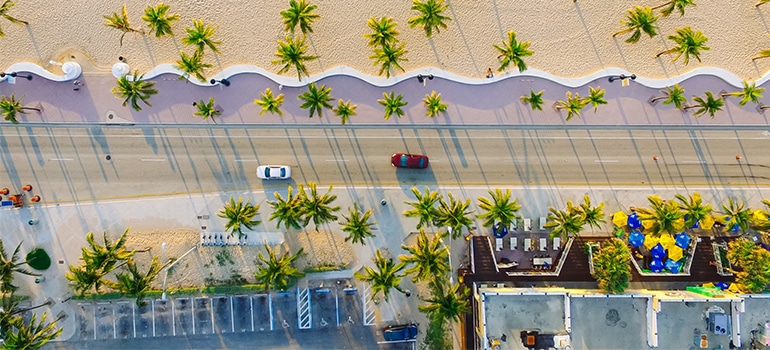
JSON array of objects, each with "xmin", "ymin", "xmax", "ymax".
[{"xmin": 486, "ymin": 68, "xmax": 494, "ymax": 78}]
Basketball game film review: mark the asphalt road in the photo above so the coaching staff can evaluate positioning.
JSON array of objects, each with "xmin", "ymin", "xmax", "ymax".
[{"xmin": 0, "ymin": 125, "xmax": 768, "ymax": 202}]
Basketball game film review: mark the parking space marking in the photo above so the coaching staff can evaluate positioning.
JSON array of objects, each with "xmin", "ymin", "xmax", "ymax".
[
  {"xmin": 191, "ymin": 298, "xmax": 195, "ymax": 335},
  {"xmin": 210, "ymin": 299, "xmax": 215, "ymax": 334},
  {"xmin": 298, "ymin": 288, "xmax": 311, "ymax": 329},
  {"xmin": 230, "ymin": 296, "xmax": 235, "ymax": 333},
  {"xmin": 151, "ymin": 299, "xmax": 155, "ymax": 337},
  {"xmin": 335, "ymin": 287, "xmax": 340, "ymax": 326},
  {"xmin": 132, "ymin": 302, "xmax": 136, "ymax": 338},
  {"xmin": 171, "ymin": 297, "xmax": 176, "ymax": 336},
  {"xmin": 250, "ymin": 295, "xmax": 255, "ymax": 332},
  {"xmin": 269, "ymin": 294, "xmax": 273, "ymax": 331}
]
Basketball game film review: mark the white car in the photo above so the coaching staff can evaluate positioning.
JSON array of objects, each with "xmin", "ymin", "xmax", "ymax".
[{"xmin": 257, "ymin": 165, "xmax": 291, "ymax": 180}]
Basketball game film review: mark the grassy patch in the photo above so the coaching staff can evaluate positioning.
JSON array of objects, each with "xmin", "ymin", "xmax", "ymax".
[
  {"xmin": 215, "ymin": 249, "xmax": 235, "ymax": 266},
  {"xmin": 26, "ymin": 248, "xmax": 51, "ymax": 270},
  {"xmin": 304, "ymin": 263, "xmax": 348, "ymax": 274}
]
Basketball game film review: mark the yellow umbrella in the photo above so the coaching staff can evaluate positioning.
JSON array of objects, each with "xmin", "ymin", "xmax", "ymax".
[
  {"xmin": 752, "ymin": 210, "xmax": 768, "ymax": 223},
  {"xmin": 668, "ymin": 245, "xmax": 684, "ymax": 261},
  {"xmin": 728, "ymin": 283, "xmax": 743, "ymax": 293},
  {"xmin": 642, "ymin": 219, "xmax": 654, "ymax": 230},
  {"xmin": 644, "ymin": 235, "xmax": 659, "ymax": 250},
  {"xmin": 700, "ymin": 215, "xmax": 715, "ymax": 230},
  {"xmin": 659, "ymin": 233, "xmax": 676, "ymax": 250},
  {"xmin": 612, "ymin": 211, "xmax": 628, "ymax": 227}
]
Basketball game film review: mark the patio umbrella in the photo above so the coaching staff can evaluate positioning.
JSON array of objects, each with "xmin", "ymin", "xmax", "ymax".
[
  {"xmin": 493, "ymin": 222, "xmax": 508, "ymax": 238},
  {"xmin": 716, "ymin": 281, "xmax": 730, "ymax": 290},
  {"xmin": 644, "ymin": 235, "xmax": 660, "ymax": 250},
  {"xmin": 685, "ymin": 214, "xmax": 700, "ymax": 229},
  {"xmin": 667, "ymin": 245, "xmax": 684, "ymax": 261},
  {"xmin": 628, "ymin": 230, "xmax": 645, "ymax": 247},
  {"xmin": 613, "ymin": 211, "xmax": 628, "ymax": 227},
  {"xmin": 650, "ymin": 258, "xmax": 665, "ymax": 273},
  {"xmin": 665, "ymin": 259, "xmax": 682, "ymax": 273},
  {"xmin": 651, "ymin": 243, "xmax": 666, "ymax": 260},
  {"xmin": 700, "ymin": 215, "xmax": 715, "ymax": 230},
  {"xmin": 753, "ymin": 209, "xmax": 768, "ymax": 223},
  {"xmin": 627, "ymin": 212, "xmax": 641, "ymax": 229},
  {"xmin": 727, "ymin": 283, "xmax": 742, "ymax": 293},
  {"xmin": 659, "ymin": 233, "xmax": 675, "ymax": 250},
  {"xmin": 675, "ymin": 232, "xmax": 691, "ymax": 249}
]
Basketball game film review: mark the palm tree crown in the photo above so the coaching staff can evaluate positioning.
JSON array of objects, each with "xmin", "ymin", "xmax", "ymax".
[
  {"xmin": 653, "ymin": 0, "xmax": 696, "ymax": 17},
  {"xmin": 0, "ymin": 0, "xmax": 27, "ymax": 38},
  {"xmin": 109, "ymin": 257, "xmax": 165, "ymax": 307},
  {"xmin": 193, "ymin": 97, "xmax": 221, "ymax": 123},
  {"xmin": 370, "ymin": 41, "xmax": 408, "ymax": 78},
  {"xmin": 175, "ymin": 50, "xmax": 212, "ymax": 83},
  {"xmin": 554, "ymin": 91, "xmax": 588, "ymax": 121},
  {"xmin": 408, "ymin": 0, "xmax": 451, "ymax": 38},
  {"xmin": 341, "ymin": 203, "xmax": 377, "ymax": 246},
  {"xmin": 298, "ymin": 83, "xmax": 334, "ymax": 118},
  {"xmin": 674, "ymin": 192, "xmax": 713, "ymax": 229},
  {"xmin": 334, "ymin": 99, "xmax": 357, "ymax": 125},
  {"xmin": 254, "ymin": 245, "xmax": 304, "ymax": 291},
  {"xmin": 254, "ymin": 88, "xmax": 285, "ymax": 116},
  {"xmin": 656, "ymin": 26, "xmax": 709, "ymax": 65},
  {"xmin": 0, "ymin": 94, "xmax": 40, "ymax": 124},
  {"xmin": 364, "ymin": 17, "xmax": 399, "ymax": 47},
  {"xmin": 435, "ymin": 192, "xmax": 474, "ymax": 239},
  {"xmin": 378, "ymin": 91, "xmax": 408, "ymax": 120},
  {"xmin": 400, "ymin": 229, "xmax": 450, "ymax": 282},
  {"xmin": 476, "ymin": 188, "xmax": 521, "ymax": 229},
  {"xmin": 2, "ymin": 311, "xmax": 63, "ymax": 349},
  {"xmin": 272, "ymin": 35, "xmax": 318, "ymax": 81},
  {"xmin": 423, "ymin": 90, "xmax": 447, "ymax": 117},
  {"xmin": 217, "ymin": 196, "xmax": 261, "ymax": 239},
  {"xmin": 720, "ymin": 198, "xmax": 752, "ymax": 234},
  {"xmin": 685, "ymin": 91, "xmax": 723, "ymax": 118},
  {"xmin": 112, "ymin": 72, "xmax": 158, "ymax": 112},
  {"xmin": 182, "ymin": 19, "xmax": 221, "ymax": 54},
  {"xmin": 650, "ymin": 84, "xmax": 687, "ymax": 109},
  {"xmin": 298, "ymin": 182, "xmax": 340, "ymax": 230},
  {"xmin": 418, "ymin": 281, "xmax": 470, "ymax": 324},
  {"xmin": 591, "ymin": 238, "xmax": 632, "ymax": 294},
  {"xmin": 104, "ymin": 5, "xmax": 143, "ymax": 46},
  {"xmin": 521, "ymin": 89, "xmax": 545, "ymax": 111},
  {"xmin": 0, "ymin": 239, "xmax": 38, "ymax": 293},
  {"xmin": 728, "ymin": 80, "xmax": 765, "ymax": 106},
  {"xmin": 613, "ymin": 6, "xmax": 659, "ymax": 44},
  {"xmin": 280, "ymin": 0, "xmax": 319, "ymax": 35},
  {"xmin": 583, "ymin": 86, "xmax": 607, "ymax": 112},
  {"xmin": 267, "ymin": 186, "xmax": 304, "ymax": 230},
  {"xmin": 142, "ymin": 3, "xmax": 179, "ymax": 38},
  {"xmin": 545, "ymin": 201, "xmax": 585, "ymax": 239},
  {"xmin": 403, "ymin": 187, "xmax": 442, "ymax": 230},
  {"xmin": 633, "ymin": 195, "xmax": 685, "ymax": 237},
  {"xmin": 354, "ymin": 250, "xmax": 407, "ymax": 301},
  {"xmin": 81, "ymin": 229, "xmax": 136, "ymax": 273},
  {"xmin": 494, "ymin": 30, "xmax": 533, "ymax": 73},
  {"xmin": 579, "ymin": 195, "xmax": 606, "ymax": 231}
]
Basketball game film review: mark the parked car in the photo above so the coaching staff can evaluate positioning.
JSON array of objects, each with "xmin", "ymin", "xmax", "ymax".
[
  {"xmin": 383, "ymin": 323, "xmax": 418, "ymax": 341},
  {"xmin": 256, "ymin": 165, "xmax": 291, "ymax": 180},
  {"xmin": 391, "ymin": 153, "xmax": 429, "ymax": 169}
]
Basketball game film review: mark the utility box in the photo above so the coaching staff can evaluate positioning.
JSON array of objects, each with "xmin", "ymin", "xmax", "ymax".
[{"xmin": 707, "ymin": 312, "xmax": 730, "ymax": 335}]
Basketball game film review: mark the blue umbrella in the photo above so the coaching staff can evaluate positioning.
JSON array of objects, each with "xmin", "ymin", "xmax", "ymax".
[
  {"xmin": 493, "ymin": 222, "xmax": 508, "ymax": 238},
  {"xmin": 628, "ymin": 230, "xmax": 644, "ymax": 247},
  {"xmin": 627, "ymin": 212, "xmax": 641, "ymax": 229},
  {"xmin": 730, "ymin": 223, "xmax": 740, "ymax": 233},
  {"xmin": 715, "ymin": 281, "xmax": 730, "ymax": 290},
  {"xmin": 650, "ymin": 258, "xmax": 665, "ymax": 273},
  {"xmin": 675, "ymin": 232, "xmax": 691, "ymax": 249},
  {"xmin": 651, "ymin": 243, "xmax": 666, "ymax": 260},
  {"xmin": 665, "ymin": 259, "xmax": 682, "ymax": 273}
]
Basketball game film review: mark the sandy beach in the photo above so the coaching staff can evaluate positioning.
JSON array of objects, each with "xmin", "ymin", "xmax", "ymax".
[{"xmin": 0, "ymin": 1, "xmax": 768, "ymax": 81}]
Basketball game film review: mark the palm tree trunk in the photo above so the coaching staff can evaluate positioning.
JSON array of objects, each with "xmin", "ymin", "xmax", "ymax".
[
  {"xmin": 649, "ymin": 96, "xmax": 667, "ymax": 104},
  {"xmin": 20, "ymin": 106, "xmax": 40, "ymax": 112},
  {"xmin": 656, "ymin": 49, "xmax": 674, "ymax": 58},
  {"xmin": 651, "ymin": 1, "xmax": 672, "ymax": 10},
  {"xmin": 612, "ymin": 28, "xmax": 632, "ymax": 38},
  {"xmin": 11, "ymin": 299, "xmax": 54, "ymax": 316},
  {"xmin": 759, "ymin": 104, "xmax": 770, "ymax": 110}
]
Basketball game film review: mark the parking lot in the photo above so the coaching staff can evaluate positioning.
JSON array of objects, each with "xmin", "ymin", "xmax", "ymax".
[{"xmin": 73, "ymin": 279, "xmax": 364, "ymax": 340}]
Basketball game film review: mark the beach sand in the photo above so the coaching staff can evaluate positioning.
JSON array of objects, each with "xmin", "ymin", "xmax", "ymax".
[{"xmin": 0, "ymin": 1, "xmax": 768, "ymax": 81}]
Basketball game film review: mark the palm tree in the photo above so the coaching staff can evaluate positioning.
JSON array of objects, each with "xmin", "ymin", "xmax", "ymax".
[
  {"xmin": 280, "ymin": 0, "xmax": 319, "ymax": 35},
  {"xmin": 684, "ymin": 91, "xmax": 723, "ymax": 118},
  {"xmin": 364, "ymin": 17, "xmax": 399, "ymax": 47},
  {"xmin": 193, "ymin": 97, "xmax": 221, "ymax": 123},
  {"xmin": 544, "ymin": 201, "xmax": 585, "ymax": 239},
  {"xmin": 674, "ymin": 192, "xmax": 713, "ymax": 229},
  {"xmin": 435, "ymin": 192, "xmax": 474, "ymax": 239},
  {"xmin": 423, "ymin": 90, "xmax": 447, "ymax": 117},
  {"xmin": 612, "ymin": 6, "xmax": 659, "ymax": 44},
  {"xmin": 354, "ymin": 249, "xmax": 407, "ymax": 301},
  {"xmin": 579, "ymin": 195, "xmax": 606, "ymax": 231},
  {"xmin": 370, "ymin": 41, "xmax": 408, "ymax": 78},
  {"xmin": 754, "ymin": 47, "xmax": 770, "ymax": 61},
  {"xmin": 298, "ymin": 82, "xmax": 334, "ymax": 118},
  {"xmin": 656, "ymin": 26, "xmax": 709, "ymax": 65},
  {"xmin": 418, "ymin": 281, "xmax": 470, "ymax": 324},
  {"xmin": 591, "ymin": 238, "xmax": 632, "ymax": 294},
  {"xmin": 476, "ymin": 188, "xmax": 522, "ymax": 229},
  {"xmin": 333, "ymin": 99, "xmax": 357, "ymax": 125},
  {"xmin": 182, "ymin": 19, "xmax": 221, "ymax": 54},
  {"xmin": 723, "ymin": 80, "xmax": 765, "ymax": 107},
  {"xmin": 104, "ymin": 5, "xmax": 143, "ymax": 46},
  {"xmin": 142, "ymin": 3, "xmax": 179, "ymax": 38},
  {"xmin": 175, "ymin": 50, "xmax": 211, "ymax": 83},
  {"xmin": 400, "ymin": 229, "xmax": 449, "ymax": 282},
  {"xmin": 297, "ymin": 182, "xmax": 340, "ymax": 230},
  {"xmin": 65, "ymin": 264, "xmax": 107, "ymax": 295},
  {"xmin": 649, "ymin": 84, "xmax": 687, "ymax": 109},
  {"xmin": 254, "ymin": 245, "xmax": 305, "ymax": 291},
  {"xmin": 403, "ymin": 187, "xmax": 442, "ymax": 230},
  {"xmin": 378, "ymin": 91, "xmax": 408, "ymax": 120},
  {"xmin": 720, "ymin": 198, "xmax": 752, "ymax": 234},
  {"xmin": 112, "ymin": 72, "xmax": 158, "ymax": 112},
  {"xmin": 0, "ymin": 292, "xmax": 22, "ymax": 339},
  {"xmin": 0, "ymin": 0, "xmax": 27, "ymax": 38},
  {"xmin": 632, "ymin": 195, "xmax": 685, "ymax": 237},
  {"xmin": 554, "ymin": 91, "xmax": 587, "ymax": 121},
  {"xmin": 108, "ymin": 257, "xmax": 165, "ymax": 307},
  {"xmin": 254, "ymin": 88, "xmax": 285, "ymax": 116},
  {"xmin": 652, "ymin": 0, "xmax": 696, "ymax": 17},
  {"xmin": 0, "ymin": 239, "xmax": 38, "ymax": 293},
  {"xmin": 341, "ymin": 203, "xmax": 376, "ymax": 246},
  {"xmin": 81, "ymin": 228, "xmax": 136, "ymax": 274},
  {"xmin": 0, "ymin": 95, "xmax": 41, "ymax": 124},
  {"xmin": 759, "ymin": 0, "xmax": 770, "ymax": 7},
  {"xmin": 267, "ymin": 186, "xmax": 304, "ymax": 230},
  {"xmin": 272, "ymin": 35, "xmax": 318, "ymax": 81},
  {"xmin": 582, "ymin": 86, "xmax": 607, "ymax": 112},
  {"xmin": 2, "ymin": 312, "xmax": 63, "ymax": 349},
  {"xmin": 520, "ymin": 89, "xmax": 545, "ymax": 111},
  {"xmin": 217, "ymin": 196, "xmax": 261, "ymax": 239},
  {"xmin": 493, "ymin": 30, "xmax": 534, "ymax": 73},
  {"xmin": 408, "ymin": 0, "xmax": 451, "ymax": 38}
]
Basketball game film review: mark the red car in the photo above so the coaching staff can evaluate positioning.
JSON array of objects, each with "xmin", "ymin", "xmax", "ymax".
[{"xmin": 391, "ymin": 153, "xmax": 429, "ymax": 169}]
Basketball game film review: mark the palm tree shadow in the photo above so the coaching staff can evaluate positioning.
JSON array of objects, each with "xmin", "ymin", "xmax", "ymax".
[
  {"xmin": 307, "ymin": 35, "xmax": 326, "ymax": 75},
  {"xmin": 574, "ymin": 3, "xmax": 605, "ymax": 67},
  {"xmin": 445, "ymin": 0, "xmax": 482, "ymax": 76},
  {"xmin": 611, "ymin": 38, "xmax": 632, "ymax": 70},
  {"xmin": 24, "ymin": 24, "xmax": 44, "ymax": 62},
  {"xmin": 142, "ymin": 36, "xmax": 158, "ymax": 68}
]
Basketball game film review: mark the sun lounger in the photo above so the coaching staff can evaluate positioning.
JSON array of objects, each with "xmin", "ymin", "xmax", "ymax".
[
  {"xmin": 510, "ymin": 219, "xmax": 518, "ymax": 232},
  {"xmin": 524, "ymin": 238, "xmax": 532, "ymax": 251},
  {"xmin": 540, "ymin": 238, "xmax": 547, "ymax": 251},
  {"xmin": 510, "ymin": 237, "xmax": 517, "ymax": 250},
  {"xmin": 539, "ymin": 217, "xmax": 547, "ymax": 231},
  {"xmin": 553, "ymin": 237, "xmax": 561, "ymax": 250},
  {"xmin": 524, "ymin": 218, "xmax": 532, "ymax": 232},
  {"xmin": 496, "ymin": 238, "xmax": 503, "ymax": 251}
]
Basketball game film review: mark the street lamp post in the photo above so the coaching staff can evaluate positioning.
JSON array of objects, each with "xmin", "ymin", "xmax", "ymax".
[
  {"xmin": 608, "ymin": 74, "xmax": 636, "ymax": 83},
  {"xmin": 417, "ymin": 74, "xmax": 433, "ymax": 86},
  {"xmin": 1, "ymin": 72, "xmax": 33, "ymax": 81},
  {"xmin": 210, "ymin": 78, "xmax": 230, "ymax": 86}
]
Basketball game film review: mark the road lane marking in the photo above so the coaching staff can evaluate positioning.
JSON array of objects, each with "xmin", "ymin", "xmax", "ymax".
[
  {"xmin": 48, "ymin": 158, "xmax": 72, "ymax": 161},
  {"xmin": 325, "ymin": 159, "xmax": 349, "ymax": 162},
  {"xmin": 594, "ymin": 160, "xmax": 618, "ymax": 163},
  {"xmin": 140, "ymin": 158, "xmax": 166, "ymax": 162},
  {"xmin": 234, "ymin": 159, "xmax": 258, "ymax": 162}
]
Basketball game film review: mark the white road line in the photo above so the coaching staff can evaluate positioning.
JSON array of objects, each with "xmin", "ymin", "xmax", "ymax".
[
  {"xmin": 269, "ymin": 294, "xmax": 274, "ymax": 331},
  {"xmin": 93, "ymin": 305, "xmax": 96, "ymax": 340},
  {"xmin": 230, "ymin": 297, "xmax": 235, "ymax": 332},
  {"xmin": 171, "ymin": 298, "xmax": 176, "ymax": 336},
  {"xmin": 140, "ymin": 158, "xmax": 166, "ymax": 162},
  {"xmin": 132, "ymin": 302, "xmax": 136, "ymax": 338},
  {"xmin": 250, "ymin": 296, "xmax": 255, "ymax": 332},
  {"xmin": 335, "ymin": 287, "xmax": 340, "ymax": 326},
  {"xmin": 151, "ymin": 299, "xmax": 155, "ymax": 337},
  {"xmin": 191, "ymin": 298, "xmax": 195, "ymax": 335},
  {"xmin": 210, "ymin": 298, "xmax": 215, "ymax": 334},
  {"xmin": 48, "ymin": 158, "xmax": 73, "ymax": 161},
  {"xmin": 325, "ymin": 159, "xmax": 349, "ymax": 162},
  {"xmin": 234, "ymin": 159, "xmax": 258, "ymax": 162},
  {"xmin": 594, "ymin": 160, "xmax": 619, "ymax": 163}
]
